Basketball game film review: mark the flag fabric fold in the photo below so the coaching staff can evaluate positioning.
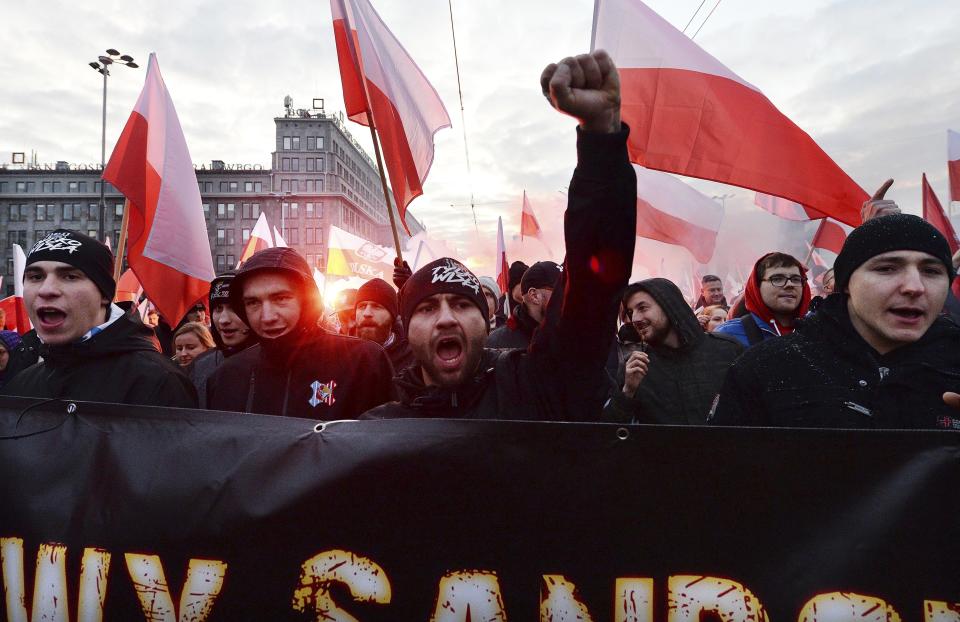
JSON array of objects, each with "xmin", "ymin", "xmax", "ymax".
[
  {"xmin": 592, "ymin": 0, "xmax": 867, "ymax": 226},
  {"xmin": 948, "ymin": 130, "xmax": 960, "ymax": 203},
  {"xmin": 922, "ymin": 173, "xmax": 959, "ymax": 254},
  {"xmin": 520, "ymin": 191, "xmax": 543, "ymax": 240},
  {"xmin": 102, "ymin": 53, "xmax": 215, "ymax": 326},
  {"xmin": 0, "ymin": 244, "xmax": 31, "ymax": 335},
  {"xmin": 633, "ymin": 164, "xmax": 723, "ymax": 264},
  {"xmin": 496, "ymin": 216, "xmax": 509, "ymax": 295},
  {"xmin": 330, "ymin": 0, "xmax": 451, "ymax": 234},
  {"xmin": 236, "ymin": 212, "xmax": 275, "ymax": 267},
  {"xmin": 754, "ymin": 193, "xmax": 827, "ymax": 221},
  {"xmin": 810, "ymin": 219, "xmax": 852, "ymax": 256}
]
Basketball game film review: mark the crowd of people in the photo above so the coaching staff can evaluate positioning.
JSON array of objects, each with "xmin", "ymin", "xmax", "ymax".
[{"xmin": 2, "ymin": 50, "xmax": 959, "ymax": 429}]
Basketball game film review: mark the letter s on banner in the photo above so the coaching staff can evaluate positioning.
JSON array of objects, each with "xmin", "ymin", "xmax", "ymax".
[
  {"xmin": 798, "ymin": 592, "xmax": 902, "ymax": 622},
  {"xmin": 291, "ymin": 549, "xmax": 390, "ymax": 621},
  {"xmin": 430, "ymin": 570, "xmax": 507, "ymax": 622}
]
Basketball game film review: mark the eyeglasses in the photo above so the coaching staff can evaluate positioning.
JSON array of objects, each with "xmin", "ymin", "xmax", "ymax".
[{"xmin": 763, "ymin": 275, "xmax": 804, "ymax": 287}]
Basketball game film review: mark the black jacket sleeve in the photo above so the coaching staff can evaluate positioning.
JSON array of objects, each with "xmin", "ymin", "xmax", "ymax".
[
  {"xmin": 706, "ymin": 360, "xmax": 762, "ymax": 426},
  {"xmin": 527, "ymin": 125, "xmax": 637, "ymax": 422}
]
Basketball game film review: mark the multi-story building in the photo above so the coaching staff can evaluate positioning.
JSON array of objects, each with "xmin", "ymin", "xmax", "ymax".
[{"xmin": 0, "ymin": 99, "xmax": 424, "ymax": 297}]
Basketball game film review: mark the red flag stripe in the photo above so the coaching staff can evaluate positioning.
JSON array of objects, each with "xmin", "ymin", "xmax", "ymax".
[
  {"xmin": 811, "ymin": 220, "xmax": 849, "ymax": 255},
  {"xmin": 922, "ymin": 173, "xmax": 960, "ymax": 254},
  {"xmin": 635, "ymin": 198, "xmax": 718, "ymax": 264}
]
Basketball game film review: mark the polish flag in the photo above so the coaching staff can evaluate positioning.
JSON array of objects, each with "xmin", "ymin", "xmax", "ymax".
[
  {"xmin": 922, "ymin": 173, "xmax": 959, "ymax": 254},
  {"xmin": 948, "ymin": 130, "xmax": 960, "ymax": 202},
  {"xmin": 114, "ymin": 269, "xmax": 144, "ymax": 304},
  {"xmin": 520, "ymin": 191, "xmax": 543, "ymax": 240},
  {"xmin": 495, "ymin": 216, "xmax": 509, "ymax": 295},
  {"xmin": 273, "ymin": 226, "xmax": 288, "ymax": 248},
  {"xmin": 236, "ymin": 212, "xmax": 274, "ymax": 267},
  {"xmin": 592, "ymin": 0, "xmax": 867, "ymax": 226},
  {"xmin": 810, "ymin": 219, "xmax": 852, "ymax": 255},
  {"xmin": 331, "ymin": 0, "xmax": 451, "ymax": 233},
  {"xmin": 102, "ymin": 53, "xmax": 215, "ymax": 326},
  {"xmin": 633, "ymin": 164, "xmax": 724, "ymax": 264},
  {"xmin": 0, "ymin": 244, "xmax": 32, "ymax": 335},
  {"xmin": 754, "ymin": 193, "xmax": 827, "ymax": 221}
]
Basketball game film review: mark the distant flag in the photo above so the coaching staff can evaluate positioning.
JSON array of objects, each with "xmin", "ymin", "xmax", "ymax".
[
  {"xmin": 520, "ymin": 191, "xmax": 543, "ymax": 240},
  {"xmin": 592, "ymin": 0, "xmax": 867, "ymax": 226},
  {"xmin": 114, "ymin": 269, "xmax": 144, "ymax": 304},
  {"xmin": 236, "ymin": 212, "xmax": 274, "ymax": 267},
  {"xmin": 0, "ymin": 244, "xmax": 32, "ymax": 334},
  {"xmin": 949, "ymin": 130, "xmax": 960, "ymax": 202},
  {"xmin": 102, "ymin": 53, "xmax": 215, "ymax": 326},
  {"xmin": 325, "ymin": 225, "xmax": 393, "ymax": 280},
  {"xmin": 633, "ymin": 164, "xmax": 724, "ymax": 264},
  {"xmin": 922, "ymin": 173, "xmax": 959, "ymax": 254},
  {"xmin": 104, "ymin": 236, "xmax": 113, "ymax": 251},
  {"xmin": 805, "ymin": 243, "xmax": 829, "ymax": 268},
  {"xmin": 495, "ymin": 216, "xmax": 509, "ymax": 295},
  {"xmin": 810, "ymin": 219, "xmax": 852, "ymax": 255},
  {"xmin": 330, "ymin": 0, "xmax": 451, "ymax": 233},
  {"xmin": 754, "ymin": 193, "xmax": 827, "ymax": 221},
  {"xmin": 273, "ymin": 227, "xmax": 288, "ymax": 248}
]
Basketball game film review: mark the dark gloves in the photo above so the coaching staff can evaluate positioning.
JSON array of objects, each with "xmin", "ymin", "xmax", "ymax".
[{"xmin": 393, "ymin": 257, "xmax": 412, "ymax": 289}]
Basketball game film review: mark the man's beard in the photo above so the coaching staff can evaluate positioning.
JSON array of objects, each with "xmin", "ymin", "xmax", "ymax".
[{"xmin": 357, "ymin": 322, "xmax": 391, "ymax": 345}]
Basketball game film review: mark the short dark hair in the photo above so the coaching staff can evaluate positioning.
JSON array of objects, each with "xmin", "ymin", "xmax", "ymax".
[
  {"xmin": 701, "ymin": 275, "xmax": 721, "ymax": 285},
  {"xmin": 755, "ymin": 252, "xmax": 803, "ymax": 284}
]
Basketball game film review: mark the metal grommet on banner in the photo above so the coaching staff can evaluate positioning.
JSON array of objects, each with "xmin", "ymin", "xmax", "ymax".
[
  {"xmin": 616, "ymin": 427, "xmax": 629, "ymax": 440},
  {"xmin": 66, "ymin": 403, "xmax": 78, "ymax": 415},
  {"xmin": 313, "ymin": 422, "xmax": 326, "ymax": 434}
]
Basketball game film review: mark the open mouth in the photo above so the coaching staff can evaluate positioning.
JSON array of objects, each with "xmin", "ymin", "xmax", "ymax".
[
  {"xmin": 435, "ymin": 336, "xmax": 464, "ymax": 371},
  {"xmin": 36, "ymin": 307, "xmax": 67, "ymax": 329},
  {"xmin": 889, "ymin": 307, "xmax": 924, "ymax": 322}
]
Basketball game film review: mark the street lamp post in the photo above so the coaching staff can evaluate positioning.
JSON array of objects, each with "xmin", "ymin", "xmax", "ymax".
[
  {"xmin": 89, "ymin": 49, "xmax": 138, "ymax": 242},
  {"xmin": 712, "ymin": 193, "xmax": 735, "ymax": 210}
]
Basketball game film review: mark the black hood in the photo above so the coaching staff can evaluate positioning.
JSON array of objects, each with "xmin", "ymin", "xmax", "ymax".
[{"xmin": 629, "ymin": 278, "xmax": 705, "ymax": 349}]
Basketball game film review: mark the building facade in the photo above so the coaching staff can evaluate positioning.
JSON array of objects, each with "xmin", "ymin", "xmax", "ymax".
[{"xmin": 0, "ymin": 102, "xmax": 423, "ymax": 297}]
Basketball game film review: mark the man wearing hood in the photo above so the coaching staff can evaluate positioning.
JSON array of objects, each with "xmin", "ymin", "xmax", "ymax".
[
  {"xmin": 487, "ymin": 261, "xmax": 562, "ymax": 349},
  {"xmin": 205, "ymin": 247, "xmax": 394, "ymax": 419},
  {"xmin": 714, "ymin": 252, "xmax": 811, "ymax": 347},
  {"xmin": 477, "ymin": 276, "xmax": 505, "ymax": 331},
  {"xmin": 709, "ymin": 214, "xmax": 960, "ymax": 428},
  {"xmin": 190, "ymin": 271, "xmax": 259, "ymax": 405},
  {"xmin": 355, "ymin": 277, "xmax": 415, "ymax": 373},
  {"xmin": 1, "ymin": 230, "xmax": 196, "ymax": 407},
  {"xmin": 603, "ymin": 279, "xmax": 742, "ymax": 425},
  {"xmin": 362, "ymin": 50, "xmax": 636, "ymax": 421}
]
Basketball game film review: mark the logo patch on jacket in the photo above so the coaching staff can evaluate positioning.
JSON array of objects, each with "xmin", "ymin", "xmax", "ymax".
[
  {"xmin": 309, "ymin": 380, "xmax": 337, "ymax": 407},
  {"xmin": 937, "ymin": 416, "xmax": 960, "ymax": 430}
]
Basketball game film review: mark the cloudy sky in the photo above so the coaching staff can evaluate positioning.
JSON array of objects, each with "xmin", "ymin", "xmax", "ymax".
[{"xmin": 3, "ymin": 0, "xmax": 959, "ymax": 284}]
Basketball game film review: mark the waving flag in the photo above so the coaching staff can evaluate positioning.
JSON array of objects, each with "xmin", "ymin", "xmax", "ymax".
[
  {"xmin": 496, "ymin": 216, "xmax": 509, "ymax": 295},
  {"xmin": 520, "ymin": 191, "xmax": 543, "ymax": 240},
  {"xmin": 236, "ymin": 212, "xmax": 274, "ymax": 267},
  {"xmin": 949, "ymin": 130, "xmax": 960, "ymax": 203},
  {"xmin": 273, "ymin": 227, "xmax": 288, "ymax": 248},
  {"xmin": 633, "ymin": 165, "xmax": 723, "ymax": 263},
  {"xmin": 754, "ymin": 193, "xmax": 827, "ymax": 221},
  {"xmin": 331, "ymin": 0, "xmax": 451, "ymax": 233},
  {"xmin": 102, "ymin": 53, "xmax": 215, "ymax": 326},
  {"xmin": 810, "ymin": 219, "xmax": 852, "ymax": 255},
  {"xmin": 0, "ymin": 244, "xmax": 31, "ymax": 334},
  {"xmin": 922, "ymin": 173, "xmax": 959, "ymax": 254},
  {"xmin": 592, "ymin": 0, "xmax": 867, "ymax": 226},
  {"xmin": 326, "ymin": 225, "xmax": 394, "ymax": 281}
]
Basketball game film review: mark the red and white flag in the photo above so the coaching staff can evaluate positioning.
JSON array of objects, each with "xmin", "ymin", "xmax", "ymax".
[
  {"xmin": 331, "ymin": 0, "xmax": 451, "ymax": 233},
  {"xmin": 810, "ymin": 219, "xmax": 852, "ymax": 255},
  {"xmin": 114, "ymin": 269, "xmax": 144, "ymax": 304},
  {"xmin": 236, "ymin": 212, "xmax": 274, "ymax": 267},
  {"xmin": 633, "ymin": 164, "xmax": 724, "ymax": 264},
  {"xmin": 754, "ymin": 193, "xmax": 827, "ymax": 221},
  {"xmin": 592, "ymin": 0, "xmax": 867, "ymax": 226},
  {"xmin": 0, "ymin": 244, "xmax": 31, "ymax": 335},
  {"xmin": 520, "ymin": 191, "xmax": 543, "ymax": 240},
  {"xmin": 273, "ymin": 226, "xmax": 288, "ymax": 248},
  {"xmin": 948, "ymin": 130, "xmax": 960, "ymax": 203},
  {"xmin": 922, "ymin": 173, "xmax": 959, "ymax": 254},
  {"xmin": 495, "ymin": 216, "xmax": 509, "ymax": 295},
  {"xmin": 102, "ymin": 53, "xmax": 215, "ymax": 326}
]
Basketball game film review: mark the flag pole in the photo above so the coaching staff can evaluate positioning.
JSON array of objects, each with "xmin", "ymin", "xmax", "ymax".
[
  {"xmin": 113, "ymin": 199, "xmax": 131, "ymax": 281},
  {"xmin": 364, "ymin": 116, "xmax": 404, "ymax": 261},
  {"xmin": 804, "ymin": 220, "xmax": 825, "ymax": 266}
]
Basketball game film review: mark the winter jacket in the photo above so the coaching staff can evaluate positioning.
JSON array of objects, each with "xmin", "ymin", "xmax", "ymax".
[
  {"xmin": 3, "ymin": 330, "xmax": 40, "ymax": 387},
  {"xmin": 714, "ymin": 312, "xmax": 779, "ymax": 347},
  {"xmin": 383, "ymin": 332, "xmax": 416, "ymax": 373},
  {"xmin": 363, "ymin": 125, "xmax": 637, "ymax": 421},
  {"xmin": 708, "ymin": 294, "xmax": 960, "ymax": 429},
  {"xmin": 603, "ymin": 279, "xmax": 743, "ymax": 425},
  {"xmin": 486, "ymin": 303, "xmax": 539, "ymax": 349},
  {"xmin": 206, "ymin": 326, "xmax": 395, "ymax": 420},
  {"xmin": 1, "ymin": 306, "xmax": 197, "ymax": 408}
]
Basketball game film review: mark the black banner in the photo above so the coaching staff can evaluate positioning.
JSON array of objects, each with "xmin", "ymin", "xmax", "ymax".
[{"xmin": 1, "ymin": 397, "xmax": 958, "ymax": 621}]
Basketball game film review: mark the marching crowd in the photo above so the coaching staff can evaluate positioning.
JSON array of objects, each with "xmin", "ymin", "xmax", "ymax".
[{"xmin": 2, "ymin": 50, "xmax": 959, "ymax": 429}]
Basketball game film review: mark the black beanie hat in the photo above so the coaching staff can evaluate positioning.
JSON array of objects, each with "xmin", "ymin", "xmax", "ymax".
[
  {"xmin": 356, "ymin": 278, "xmax": 398, "ymax": 319},
  {"xmin": 229, "ymin": 247, "xmax": 322, "ymax": 328},
  {"xmin": 507, "ymin": 261, "xmax": 529, "ymax": 294},
  {"xmin": 399, "ymin": 257, "xmax": 489, "ymax": 332},
  {"xmin": 520, "ymin": 261, "xmax": 562, "ymax": 293},
  {"xmin": 26, "ymin": 229, "xmax": 116, "ymax": 300},
  {"xmin": 834, "ymin": 213, "xmax": 956, "ymax": 291},
  {"xmin": 209, "ymin": 271, "xmax": 235, "ymax": 306}
]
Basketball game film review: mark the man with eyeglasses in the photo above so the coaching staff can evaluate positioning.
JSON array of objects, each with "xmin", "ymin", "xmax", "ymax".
[
  {"xmin": 714, "ymin": 252, "xmax": 811, "ymax": 348},
  {"xmin": 486, "ymin": 261, "xmax": 562, "ymax": 350},
  {"xmin": 709, "ymin": 214, "xmax": 960, "ymax": 428}
]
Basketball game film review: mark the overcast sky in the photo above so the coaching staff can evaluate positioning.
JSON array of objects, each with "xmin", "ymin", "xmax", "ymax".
[{"xmin": 3, "ymin": 0, "xmax": 959, "ymax": 282}]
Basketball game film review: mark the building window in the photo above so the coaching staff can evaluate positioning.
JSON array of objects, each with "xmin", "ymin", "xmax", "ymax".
[
  {"xmin": 281, "ymin": 179, "xmax": 290, "ymax": 192},
  {"xmin": 205, "ymin": 182, "xmax": 214, "ymax": 192},
  {"xmin": 216, "ymin": 203, "xmax": 235, "ymax": 219},
  {"xmin": 241, "ymin": 203, "xmax": 261, "ymax": 219},
  {"xmin": 244, "ymin": 181, "xmax": 252, "ymax": 192},
  {"xmin": 226, "ymin": 254, "xmax": 235, "ymax": 267},
  {"xmin": 226, "ymin": 203, "xmax": 235, "ymax": 218},
  {"xmin": 6, "ymin": 259, "xmax": 12, "ymax": 276},
  {"xmin": 283, "ymin": 136, "xmax": 291, "ymax": 150},
  {"xmin": 316, "ymin": 179, "xmax": 324, "ymax": 192},
  {"xmin": 7, "ymin": 230, "xmax": 27, "ymax": 247},
  {"xmin": 88, "ymin": 230, "xmax": 97, "ymax": 238},
  {"xmin": 230, "ymin": 181, "xmax": 239, "ymax": 192},
  {"xmin": 255, "ymin": 181, "xmax": 263, "ymax": 192},
  {"xmin": 281, "ymin": 158, "xmax": 290, "ymax": 172},
  {"xmin": 34, "ymin": 230, "xmax": 50, "ymax": 244},
  {"xmin": 316, "ymin": 157, "xmax": 324, "ymax": 172},
  {"xmin": 242, "ymin": 228, "xmax": 251, "ymax": 243},
  {"xmin": 68, "ymin": 181, "xmax": 79, "ymax": 192},
  {"xmin": 307, "ymin": 136, "xmax": 316, "ymax": 150},
  {"xmin": 292, "ymin": 158, "xmax": 299, "ymax": 172},
  {"xmin": 282, "ymin": 202, "xmax": 299, "ymax": 219},
  {"xmin": 292, "ymin": 136, "xmax": 300, "ymax": 150},
  {"xmin": 306, "ymin": 228, "xmax": 314, "ymax": 244},
  {"xmin": 317, "ymin": 137, "xmax": 324, "ymax": 149},
  {"xmin": 203, "ymin": 203, "xmax": 210, "ymax": 217},
  {"xmin": 217, "ymin": 229, "xmax": 226, "ymax": 245},
  {"xmin": 290, "ymin": 179, "xmax": 299, "ymax": 193},
  {"xmin": 306, "ymin": 203, "xmax": 315, "ymax": 219},
  {"xmin": 252, "ymin": 203, "xmax": 260, "ymax": 218},
  {"xmin": 220, "ymin": 181, "xmax": 229, "ymax": 192},
  {"xmin": 284, "ymin": 228, "xmax": 299, "ymax": 244},
  {"xmin": 36, "ymin": 204, "xmax": 54, "ymax": 221},
  {"xmin": 216, "ymin": 255, "xmax": 226, "ymax": 271},
  {"xmin": 0, "ymin": 182, "xmax": 7, "ymax": 193},
  {"xmin": 306, "ymin": 158, "xmax": 315, "ymax": 172}
]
